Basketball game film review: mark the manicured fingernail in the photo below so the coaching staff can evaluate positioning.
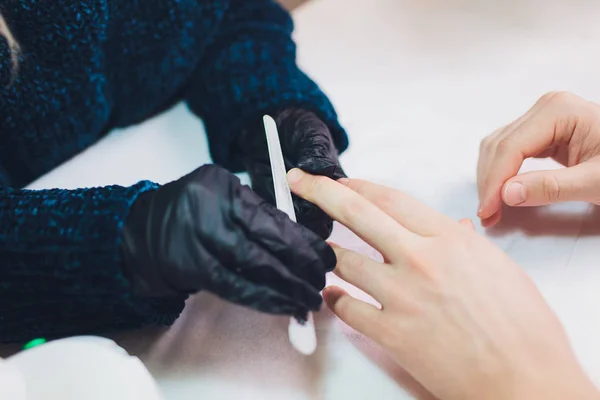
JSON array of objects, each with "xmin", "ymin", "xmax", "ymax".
[
  {"xmin": 477, "ymin": 204, "xmax": 491, "ymax": 219},
  {"xmin": 337, "ymin": 178, "xmax": 350, "ymax": 185},
  {"xmin": 459, "ymin": 218, "xmax": 475, "ymax": 229},
  {"xmin": 477, "ymin": 205, "xmax": 484, "ymax": 216},
  {"xmin": 287, "ymin": 168, "xmax": 304, "ymax": 185},
  {"xmin": 504, "ymin": 182, "xmax": 526, "ymax": 205}
]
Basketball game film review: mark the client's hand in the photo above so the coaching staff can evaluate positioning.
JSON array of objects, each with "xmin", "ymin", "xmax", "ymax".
[{"xmin": 287, "ymin": 169, "xmax": 599, "ymax": 400}]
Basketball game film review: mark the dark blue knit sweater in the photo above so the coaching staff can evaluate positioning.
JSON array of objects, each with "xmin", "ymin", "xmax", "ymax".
[{"xmin": 0, "ymin": 0, "xmax": 348, "ymax": 343}]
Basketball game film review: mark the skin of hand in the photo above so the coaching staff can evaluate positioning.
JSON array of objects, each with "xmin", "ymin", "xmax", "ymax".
[
  {"xmin": 287, "ymin": 169, "xmax": 600, "ymax": 400},
  {"xmin": 237, "ymin": 108, "xmax": 346, "ymax": 240},
  {"xmin": 119, "ymin": 165, "xmax": 336, "ymax": 320},
  {"xmin": 478, "ymin": 91, "xmax": 600, "ymax": 227}
]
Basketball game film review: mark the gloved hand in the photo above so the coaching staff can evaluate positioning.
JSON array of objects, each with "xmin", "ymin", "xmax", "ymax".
[
  {"xmin": 119, "ymin": 165, "xmax": 336, "ymax": 319},
  {"xmin": 237, "ymin": 109, "xmax": 346, "ymax": 240}
]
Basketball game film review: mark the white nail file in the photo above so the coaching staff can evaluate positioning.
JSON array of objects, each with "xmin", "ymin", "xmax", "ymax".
[{"xmin": 263, "ymin": 115, "xmax": 317, "ymax": 356}]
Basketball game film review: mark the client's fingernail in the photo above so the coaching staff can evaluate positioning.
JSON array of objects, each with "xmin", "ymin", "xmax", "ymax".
[
  {"xmin": 287, "ymin": 168, "xmax": 304, "ymax": 185},
  {"xmin": 477, "ymin": 204, "xmax": 491, "ymax": 219},
  {"xmin": 337, "ymin": 178, "xmax": 350, "ymax": 185},
  {"xmin": 504, "ymin": 182, "xmax": 526, "ymax": 205},
  {"xmin": 459, "ymin": 218, "xmax": 475, "ymax": 229}
]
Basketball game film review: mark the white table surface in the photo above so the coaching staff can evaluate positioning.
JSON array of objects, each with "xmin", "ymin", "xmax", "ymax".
[{"xmin": 22, "ymin": 0, "xmax": 600, "ymax": 398}]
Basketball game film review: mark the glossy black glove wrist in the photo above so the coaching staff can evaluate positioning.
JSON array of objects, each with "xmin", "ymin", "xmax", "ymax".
[
  {"xmin": 120, "ymin": 165, "xmax": 336, "ymax": 318},
  {"xmin": 120, "ymin": 190, "xmax": 172, "ymax": 296},
  {"xmin": 237, "ymin": 108, "xmax": 346, "ymax": 240}
]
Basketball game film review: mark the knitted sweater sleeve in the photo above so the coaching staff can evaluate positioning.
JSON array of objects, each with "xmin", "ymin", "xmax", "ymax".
[
  {"xmin": 185, "ymin": 0, "xmax": 349, "ymax": 172},
  {"xmin": 0, "ymin": 180, "xmax": 186, "ymax": 343}
]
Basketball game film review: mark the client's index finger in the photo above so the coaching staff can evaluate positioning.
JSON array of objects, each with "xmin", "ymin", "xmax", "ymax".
[{"xmin": 287, "ymin": 169, "xmax": 417, "ymax": 261}]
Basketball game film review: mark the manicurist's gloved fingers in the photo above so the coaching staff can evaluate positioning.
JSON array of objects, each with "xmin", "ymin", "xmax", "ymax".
[
  {"xmin": 238, "ymin": 108, "xmax": 346, "ymax": 240},
  {"xmin": 120, "ymin": 164, "xmax": 336, "ymax": 317}
]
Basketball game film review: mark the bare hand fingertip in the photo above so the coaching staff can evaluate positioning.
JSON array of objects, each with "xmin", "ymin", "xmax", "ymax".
[
  {"xmin": 477, "ymin": 193, "xmax": 504, "ymax": 219},
  {"xmin": 322, "ymin": 286, "xmax": 344, "ymax": 307},
  {"xmin": 287, "ymin": 168, "xmax": 305, "ymax": 186},
  {"xmin": 458, "ymin": 218, "xmax": 476, "ymax": 230},
  {"xmin": 481, "ymin": 212, "xmax": 501, "ymax": 228},
  {"xmin": 477, "ymin": 205, "xmax": 485, "ymax": 217},
  {"xmin": 477, "ymin": 204, "xmax": 493, "ymax": 219}
]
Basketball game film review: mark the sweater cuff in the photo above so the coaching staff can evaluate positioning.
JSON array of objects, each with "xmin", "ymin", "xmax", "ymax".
[{"xmin": 0, "ymin": 181, "xmax": 186, "ymax": 342}]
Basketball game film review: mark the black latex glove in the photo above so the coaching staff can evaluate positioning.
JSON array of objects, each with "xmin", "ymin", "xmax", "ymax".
[
  {"xmin": 237, "ymin": 109, "xmax": 346, "ymax": 240},
  {"xmin": 120, "ymin": 165, "xmax": 336, "ymax": 319}
]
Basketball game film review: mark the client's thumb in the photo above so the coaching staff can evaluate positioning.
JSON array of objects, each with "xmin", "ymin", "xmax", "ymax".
[{"xmin": 502, "ymin": 163, "xmax": 600, "ymax": 207}]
